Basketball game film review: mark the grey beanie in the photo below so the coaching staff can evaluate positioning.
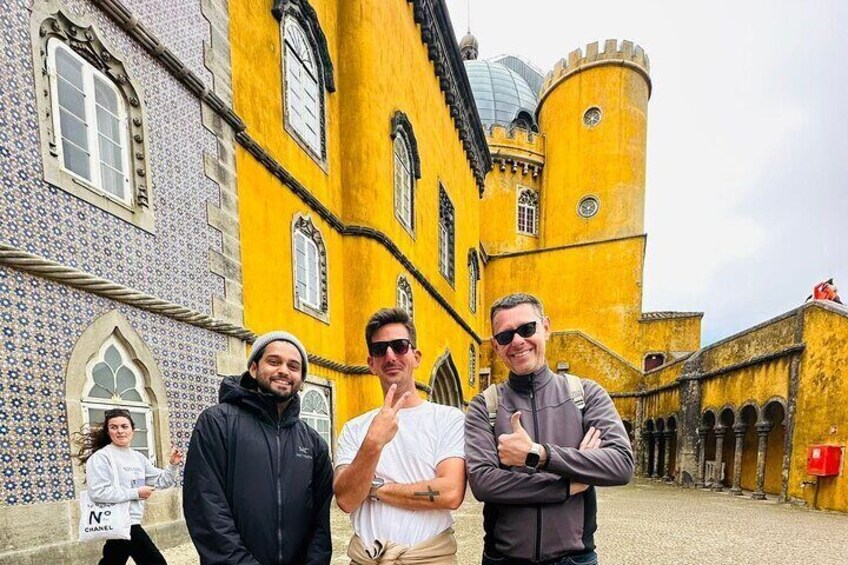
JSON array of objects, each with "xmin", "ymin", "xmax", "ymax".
[{"xmin": 247, "ymin": 331, "xmax": 309, "ymax": 376}]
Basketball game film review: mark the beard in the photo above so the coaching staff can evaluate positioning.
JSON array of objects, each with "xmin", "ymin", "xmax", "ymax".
[{"xmin": 256, "ymin": 376, "xmax": 298, "ymax": 403}]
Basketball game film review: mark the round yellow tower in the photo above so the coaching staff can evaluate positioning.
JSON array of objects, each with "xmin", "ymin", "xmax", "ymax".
[{"xmin": 537, "ymin": 40, "xmax": 651, "ymax": 247}]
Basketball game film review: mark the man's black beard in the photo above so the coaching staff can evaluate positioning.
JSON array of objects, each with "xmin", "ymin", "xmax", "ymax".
[{"xmin": 256, "ymin": 379, "xmax": 295, "ymax": 403}]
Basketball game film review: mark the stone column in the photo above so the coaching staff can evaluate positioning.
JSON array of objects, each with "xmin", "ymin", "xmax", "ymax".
[
  {"xmin": 730, "ymin": 424, "xmax": 747, "ymax": 495},
  {"xmin": 712, "ymin": 426, "xmax": 726, "ymax": 491},
  {"xmin": 695, "ymin": 427, "xmax": 708, "ymax": 488},
  {"xmin": 676, "ymin": 356, "xmax": 704, "ymax": 487},
  {"xmin": 634, "ymin": 394, "xmax": 645, "ymax": 478},
  {"xmin": 662, "ymin": 431, "xmax": 674, "ymax": 482},
  {"xmin": 752, "ymin": 422, "xmax": 772, "ymax": 500},
  {"xmin": 650, "ymin": 431, "xmax": 661, "ymax": 479}
]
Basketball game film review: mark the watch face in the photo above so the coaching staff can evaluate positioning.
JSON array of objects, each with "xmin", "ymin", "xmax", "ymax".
[{"xmin": 525, "ymin": 452, "xmax": 541, "ymax": 468}]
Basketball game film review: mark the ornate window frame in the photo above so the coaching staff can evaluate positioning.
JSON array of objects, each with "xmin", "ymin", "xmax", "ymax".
[
  {"xmin": 517, "ymin": 187, "xmax": 539, "ymax": 236},
  {"xmin": 396, "ymin": 275, "xmax": 414, "ymax": 318},
  {"xmin": 391, "ymin": 112, "xmax": 421, "ymax": 235},
  {"xmin": 292, "ymin": 213, "xmax": 329, "ymax": 323},
  {"xmin": 81, "ymin": 336, "xmax": 156, "ymax": 462},
  {"xmin": 31, "ymin": 8, "xmax": 154, "ymax": 232},
  {"xmin": 274, "ymin": 0, "xmax": 335, "ymax": 166},
  {"xmin": 468, "ymin": 249, "xmax": 480, "ymax": 314},
  {"xmin": 438, "ymin": 184, "xmax": 455, "ymax": 285},
  {"xmin": 65, "ymin": 311, "xmax": 171, "ymax": 493}
]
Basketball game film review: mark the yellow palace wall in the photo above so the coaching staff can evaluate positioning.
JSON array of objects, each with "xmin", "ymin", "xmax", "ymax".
[{"xmin": 231, "ymin": 0, "xmax": 484, "ymax": 431}]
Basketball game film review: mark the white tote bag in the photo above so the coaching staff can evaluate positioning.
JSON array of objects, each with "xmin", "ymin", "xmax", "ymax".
[{"xmin": 79, "ymin": 450, "xmax": 132, "ymax": 542}]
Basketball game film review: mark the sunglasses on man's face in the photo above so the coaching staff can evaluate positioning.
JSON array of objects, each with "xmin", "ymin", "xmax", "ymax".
[
  {"xmin": 368, "ymin": 338, "xmax": 414, "ymax": 357},
  {"xmin": 493, "ymin": 321, "xmax": 538, "ymax": 346}
]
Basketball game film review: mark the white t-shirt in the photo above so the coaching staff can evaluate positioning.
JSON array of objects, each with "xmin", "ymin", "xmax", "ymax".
[{"xmin": 335, "ymin": 401, "xmax": 465, "ymax": 549}]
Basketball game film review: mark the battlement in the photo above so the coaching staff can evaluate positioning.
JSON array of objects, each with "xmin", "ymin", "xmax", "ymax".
[
  {"xmin": 486, "ymin": 124, "xmax": 544, "ymax": 152},
  {"xmin": 539, "ymin": 39, "xmax": 651, "ymax": 102}
]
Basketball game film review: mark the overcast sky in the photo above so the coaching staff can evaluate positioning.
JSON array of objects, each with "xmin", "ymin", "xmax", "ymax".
[{"xmin": 445, "ymin": 0, "xmax": 848, "ymax": 346}]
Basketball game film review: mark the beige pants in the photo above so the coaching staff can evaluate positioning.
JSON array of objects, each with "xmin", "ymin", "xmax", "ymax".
[{"xmin": 347, "ymin": 528, "xmax": 458, "ymax": 565}]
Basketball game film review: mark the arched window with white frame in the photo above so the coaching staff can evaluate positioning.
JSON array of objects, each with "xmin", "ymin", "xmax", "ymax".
[
  {"xmin": 394, "ymin": 135, "xmax": 414, "ymax": 230},
  {"xmin": 468, "ymin": 250, "xmax": 480, "ymax": 314},
  {"xmin": 284, "ymin": 17, "xmax": 323, "ymax": 157},
  {"xmin": 397, "ymin": 275, "xmax": 413, "ymax": 318},
  {"xmin": 81, "ymin": 336, "xmax": 156, "ymax": 462},
  {"xmin": 47, "ymin": 40, "xmax": 131, "ymax": 205},
  {"xmin": 295, "ymin": 229, "xmax": 320, "ymax": 309},
  {"xmin": 292, "ymin": 215, "xmax": 329, "ymax": 321},
  {"xmin": 517, "ymin": 188, "xmax": 539, "ymax": 236},
  {"xmin": 300, "ymin": 385, "xmax": 332, "ymax": 449}
]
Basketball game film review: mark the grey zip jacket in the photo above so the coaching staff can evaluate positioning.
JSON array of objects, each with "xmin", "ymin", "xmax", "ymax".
[{"xmin": 465, "ymin": 366, "xmax": 633, "ymax": 562}]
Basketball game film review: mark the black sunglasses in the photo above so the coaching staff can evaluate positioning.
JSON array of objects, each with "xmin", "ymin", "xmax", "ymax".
[
  {"xmin": 493, "ymin": 321, "xmax": 538, "ymax": 346},
  {"xmin": 368, "ymin": 339, "xmax": 413, "ymax": 357}
]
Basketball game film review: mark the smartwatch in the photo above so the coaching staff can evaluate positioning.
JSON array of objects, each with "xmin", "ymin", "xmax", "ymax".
[
  {"xmin": 369, "ymin": 477, "xmax": 385, "ymax": 501},
  {"xmin": 525, "ymin": 443, "xmax": 543, "ymax": 469}
]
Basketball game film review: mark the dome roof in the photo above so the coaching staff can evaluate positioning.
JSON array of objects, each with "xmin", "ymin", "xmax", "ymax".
[{"xmin": 464, "ymin": 60, "xmax": 538, "ymax": 129}]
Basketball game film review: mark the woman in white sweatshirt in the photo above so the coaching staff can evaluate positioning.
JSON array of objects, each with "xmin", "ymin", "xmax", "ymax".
[{"xmin": 76, "ymin": 408, "xmax": 183, "ymax": 565}]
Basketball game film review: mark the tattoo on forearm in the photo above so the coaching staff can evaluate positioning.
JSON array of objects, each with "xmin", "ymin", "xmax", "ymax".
[{"xmin": 413, "ymin": 485, "xmax": 440, "ymax": 502}]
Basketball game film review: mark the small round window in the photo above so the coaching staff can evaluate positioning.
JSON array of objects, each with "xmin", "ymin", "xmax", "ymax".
[
  {"xmin": 583, "ymin": 107, "xmax": 602, "ymax": 128},
  {"xmin": 578, "ymin": 196, "xmax": 599, "ymax": 218}
]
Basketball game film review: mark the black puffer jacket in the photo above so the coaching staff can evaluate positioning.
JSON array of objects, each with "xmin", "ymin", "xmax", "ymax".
[{"xmin": 183, "ymin": 374, "xmax": 333, "ymax": 565}]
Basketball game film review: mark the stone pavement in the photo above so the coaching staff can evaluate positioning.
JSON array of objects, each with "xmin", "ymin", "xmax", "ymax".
[{"xmin": 159, "ymin": 480, "xmax": 848, "ymax": 564}]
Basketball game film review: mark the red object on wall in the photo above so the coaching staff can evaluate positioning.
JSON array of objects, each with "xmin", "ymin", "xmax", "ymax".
[{"xmin": 807, "ymin": 445, "xmax": 843, "ymax": 476}]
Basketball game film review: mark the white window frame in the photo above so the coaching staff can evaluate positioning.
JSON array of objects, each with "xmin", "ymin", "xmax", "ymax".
[
  {"xmin": 300, "ymin": 383, "xmax": 333, "ymax": 454},
  {"xmin": 47, "ymin": 40, "xmax": 132, "ymax": 207},
  {"xmin": 517, "ymin": 187, "xmax": 539, "ymax": 236},
  {"xmin": 397, "ymin": 276, "xmax": 413, "ymax": 317},
  {"xmin": 284, "ymin": 16, "xmax": 323, "ymax": 158},
  {"xmin": 468, "ymin": 253, "xmax": 479, "ymax": 314},
  {"xmin": 295, "ymin": 229, "xmax": 321, "ymax": 310},
  {"xmin": 80, "ymin": 337, "xmax": 156, "ymax": 463},
  {"xmin": 394, "ymin": 135, "xmax": 414, "ymax": 231}
]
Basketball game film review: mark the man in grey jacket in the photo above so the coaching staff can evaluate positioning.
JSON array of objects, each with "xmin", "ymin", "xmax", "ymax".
[{"xmin": 465, "ymin": 293, "xmax": 633, "ymax": 564}]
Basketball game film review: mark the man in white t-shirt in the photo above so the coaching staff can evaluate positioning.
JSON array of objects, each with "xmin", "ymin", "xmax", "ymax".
[{"xmin": 334, "ymin": 307, "xmax": 466, "ymax": 564}]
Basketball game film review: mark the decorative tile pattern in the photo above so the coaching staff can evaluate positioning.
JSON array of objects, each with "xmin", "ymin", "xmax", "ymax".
[
  {"xmin": 0, "ymin": 266, "xmax": 227, "ymax": 506},
  {"xmin": 0, "ymin": 0, "xmax": 224, "ymax": 317}
]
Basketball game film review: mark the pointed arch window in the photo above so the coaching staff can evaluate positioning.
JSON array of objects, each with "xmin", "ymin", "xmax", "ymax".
[
  {"xmin": 517, "ymin": 188, "xmax": 539, "ymax": 236},
  {"xmin": 438, "ymin": 186, "xmax": 455, "ymax": 284},
  {"xmin": 391, "ymin": 112, "xmax": 421, "ymax": 233},
  {"xmin": 468, "ymin": 249, "xmax": 480, "ymax": 314},
  {"xmin": 300, "ymin": 386, "xmax": 331, "ymax": 447},
  {"xmin": 394, "ymin": 136, "xmax": 414, "ymax": 230},
  {"xmin": 81, "ymin": 337, "xmax": 155, "ymax": 462},
  {"xmin": 397, "ymin": 275, "xmax": 413, "ymax": 318},
  {"xmin": 284, "ymin": 17, "xmax": 323, "ymax": 157},
  {"xmin": 293, "ymin": 215, "xmax": 329, "ymax": 321}
]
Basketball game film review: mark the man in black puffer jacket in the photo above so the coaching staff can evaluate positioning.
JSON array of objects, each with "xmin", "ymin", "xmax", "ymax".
[{"xmin": 183, "ymin": 331, "xmax": 333, "ymax": 565}]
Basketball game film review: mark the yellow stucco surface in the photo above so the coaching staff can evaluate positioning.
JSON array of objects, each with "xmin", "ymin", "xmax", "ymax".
[{"xmin": 788, "ymin": 306, "xmax": 848, "ymax": 510}]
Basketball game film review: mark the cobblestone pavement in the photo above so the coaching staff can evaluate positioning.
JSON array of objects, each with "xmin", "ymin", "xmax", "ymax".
[{"xmin": 160, "ymin": 480, "xmax": 848, "ymax": 564}]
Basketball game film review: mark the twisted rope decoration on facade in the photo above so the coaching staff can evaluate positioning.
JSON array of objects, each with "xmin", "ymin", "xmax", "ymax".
[
  {"xmin": 0, "ymin": 243, "xmax": 253, "ymax": 339},
  {"xmin": 0, "ymin": 243, "xmax": 380, "ymax": 375}
]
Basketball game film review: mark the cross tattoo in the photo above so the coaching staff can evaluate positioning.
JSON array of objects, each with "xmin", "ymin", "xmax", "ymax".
[{"xmin": 413, "ymin": 485, "xmax": 440, "ymax": 502}]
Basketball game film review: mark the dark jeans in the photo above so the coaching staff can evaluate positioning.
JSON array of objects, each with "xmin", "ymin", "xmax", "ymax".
[
  {"xmin": 482, "ymin": 549, "xmax": 599, "ymax": 565},
  {"xmin": 99, "ymin": 525, "xmax": 167, "ymax": 565}
]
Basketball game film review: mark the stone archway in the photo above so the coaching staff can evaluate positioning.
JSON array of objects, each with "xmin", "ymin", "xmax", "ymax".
[{"xmin": 429, "ymin": 350, "xmax": 463, "ymax": 408}]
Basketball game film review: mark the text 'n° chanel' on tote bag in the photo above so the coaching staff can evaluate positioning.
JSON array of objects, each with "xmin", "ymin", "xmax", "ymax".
[{"xmin": 79, "ymin": 450, "xmax": 132, "ymax": 542}]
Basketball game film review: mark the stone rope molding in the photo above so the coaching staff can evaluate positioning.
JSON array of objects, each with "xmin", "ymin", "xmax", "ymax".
[{"xmin": 0, "ymin": 243, "xmax": 380, "ymax": 375}]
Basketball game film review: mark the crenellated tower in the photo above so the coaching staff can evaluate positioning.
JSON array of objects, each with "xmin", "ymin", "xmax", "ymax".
[{"xmin": 537, "ymin": 39, "xmax": 651, "ymax": 248}]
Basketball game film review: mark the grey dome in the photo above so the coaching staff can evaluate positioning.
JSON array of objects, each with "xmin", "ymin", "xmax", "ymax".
[{"xmin": 464, "ymin": 60, "xmax": 538, "ymax": 130}]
